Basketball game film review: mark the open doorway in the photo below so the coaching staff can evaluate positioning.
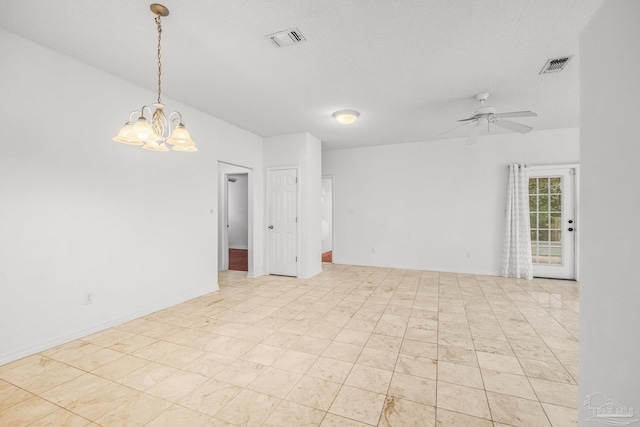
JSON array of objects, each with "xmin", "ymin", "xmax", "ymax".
[
  {"xmin": 218, "ymin": 162, "xmax": 254, "ymax": 276},
  {"xmin": 321, "ymin": 176, "xmax": 333, "ymax": 263},
  {"xmin": 227, "ymin": 174, "xmax": 248, "ymax": 271}
]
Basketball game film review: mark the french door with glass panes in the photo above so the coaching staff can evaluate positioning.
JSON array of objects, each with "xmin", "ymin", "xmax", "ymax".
[{"xmin": 529, "ymin": 166, "xmax": 577, "ymax": 279}]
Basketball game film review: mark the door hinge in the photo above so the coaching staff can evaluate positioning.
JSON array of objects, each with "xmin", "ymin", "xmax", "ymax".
[
  {"xmin": 295, "ymin": 177, "xmax": 298, "ymax": 183},
  {"xmin": 296, "ymin": 217, "xmax": 298, "ymax": 223},
  {"xmin": 295, "ymin": 256, "xmax": 298, "ymax": 262},
  {"xmin": 570, "ymin": 168, "xmax": 576, "ymax": 176}
]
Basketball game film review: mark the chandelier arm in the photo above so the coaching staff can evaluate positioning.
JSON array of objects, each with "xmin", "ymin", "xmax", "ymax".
[
  {"xmin": 168, "ymin": 111, "xmax": 184, "ymax": 127},
  {"xmin": 128, "ymin": 111, "xmax": 141, "ymax": 122},
  {"xmin": 140, "ymin": 105, "xmax": 152, "ymax": 119}
]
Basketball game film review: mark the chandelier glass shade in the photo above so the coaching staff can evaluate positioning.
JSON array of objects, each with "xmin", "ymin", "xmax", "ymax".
[{"xmin": 113, "ymin": 4, "xmax": 197, "ymax": 152}]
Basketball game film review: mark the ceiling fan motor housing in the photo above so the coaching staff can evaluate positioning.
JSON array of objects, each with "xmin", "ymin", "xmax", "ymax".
[{"xmin": 471, "ymin": 105, "xmax": 496, "ymax": 118}]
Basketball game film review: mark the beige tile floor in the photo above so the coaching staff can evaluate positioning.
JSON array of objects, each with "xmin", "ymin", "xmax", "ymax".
[{"xmin": 0, "ymin": 263, "xmax": 579, "ymax": 426}]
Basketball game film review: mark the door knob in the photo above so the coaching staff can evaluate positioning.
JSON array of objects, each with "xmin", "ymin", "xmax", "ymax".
[
  {"xmin": 268, "ymin": 225, "xmax": 274, "ymax": 229},
  {"xmin": 568, "ymin": 227, "xmax": 574, "ymax": 231}
]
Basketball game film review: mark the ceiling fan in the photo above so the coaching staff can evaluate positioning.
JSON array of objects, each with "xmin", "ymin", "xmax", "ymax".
[{"xmin": 441, "ymin": 93, "xmax": 537, "ymax": 145}]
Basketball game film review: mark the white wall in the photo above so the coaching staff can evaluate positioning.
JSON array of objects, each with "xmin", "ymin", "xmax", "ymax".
[
  {"xmin": 264, "ymin": 133, "xmax": 322, "ymax": 278},
  {"xmin": 323, "ymin": 128, "xmax": 579, "ymax": 275},
  {"xmin": 321, "ymin": 178, "xmax": 333, "ymax": 254},
  {"xmin": 228, "ymin": 174, "xmax": 249, "ymax": 249},
  {"xmin": 0, "ymin": 28, "xmax": 263, "ymax": 364},
  {"xmin": 579, "ymin": 1, "xmax": 640, "ymax": 422}
]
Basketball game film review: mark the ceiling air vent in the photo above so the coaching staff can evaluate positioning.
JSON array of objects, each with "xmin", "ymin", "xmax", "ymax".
[
  {"xmin": 539, "ymin": 56, "xmax": 573, "ymax": 74},
  {"xmin": 266, "ymin": 28, "xmax": 307, "ymax": 47}
]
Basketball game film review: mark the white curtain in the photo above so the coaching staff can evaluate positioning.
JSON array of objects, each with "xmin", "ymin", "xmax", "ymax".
[{"xmin": 501, "ymin": 164, "xmax": 533, "ymax": 279}]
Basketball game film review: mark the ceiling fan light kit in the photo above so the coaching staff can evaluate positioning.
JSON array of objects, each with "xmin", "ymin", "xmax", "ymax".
[{"xmin": 113, "ymin": 4, "xmax": 197, "ymax": 153}]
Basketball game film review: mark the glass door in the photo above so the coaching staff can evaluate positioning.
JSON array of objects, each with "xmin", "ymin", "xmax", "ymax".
[{"xmin": 529, "ymin": 166, "xmax": 576, "ymax": 279}]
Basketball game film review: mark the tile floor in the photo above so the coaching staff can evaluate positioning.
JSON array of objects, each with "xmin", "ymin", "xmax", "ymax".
[{"xmin": 0, "ymin": 263, "xmax": 579, "ymax": 426}]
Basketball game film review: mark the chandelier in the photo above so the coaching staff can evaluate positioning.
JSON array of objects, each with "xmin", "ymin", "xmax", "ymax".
[{"xmin": 113, "ymin": 4, "xmax": 197, "ymax": 152}]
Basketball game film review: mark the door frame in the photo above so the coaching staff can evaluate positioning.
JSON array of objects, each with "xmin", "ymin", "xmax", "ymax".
[
  {"xmin": 225, "ymin": 172, "xmax": 249, "ymax": 269},
  {"xmin": 218, "ymin": 162, "xmax": 254, "ymax": 277},
  {"xmin": 321, "ymin": 175, "xmax": 335, "ymax": 263},
  {"xmin": 266, "ymin": 166, "xmax": 300, "ymax": 277},
  {"xmin": 529, "ymin": 163, "xmax": 580, "ymax": 280}
]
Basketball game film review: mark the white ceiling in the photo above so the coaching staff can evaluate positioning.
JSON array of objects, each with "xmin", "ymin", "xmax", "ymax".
[{"xmin": 0, "ymin": 0, "xmax": 602, "ymax": 150}]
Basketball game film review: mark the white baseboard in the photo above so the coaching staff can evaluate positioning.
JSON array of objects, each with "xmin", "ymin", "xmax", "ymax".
[{"xmin": 0, "ymin": 288, "xmax": 218, "ymax": 366}]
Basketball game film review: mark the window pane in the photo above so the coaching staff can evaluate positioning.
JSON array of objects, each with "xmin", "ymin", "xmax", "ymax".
[
  {"xmin": 539, "ymin": 195, "xmax": 549, "ymax": 211},
  {"xmin": 539, "ymin": 213, "xmax": 549, "ymax": 228},
  {"xmin": 539, "ymin": 230, "xmax": 549, "ymax": 242},
  {"xmin": 539, "ymin": 178, "xmax": 549, "ymax": 193},
  {"xmin": 530, "ymin": 174, "xmax": 566, "ymax": 268}
]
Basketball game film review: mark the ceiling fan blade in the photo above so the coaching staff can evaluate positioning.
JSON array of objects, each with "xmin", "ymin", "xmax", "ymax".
[
  {"xmin": 433, "ymin": 121, "xmax": 473, "ymax": 139},
  {"xmin": 456, "ymin": 117, "xmax": 477, "ymax": 122},
  {"xmin": 466, "ymin": 123, "xmax": 482, "ymax": 145},
  {"xmin": 494, "ymin": 119, "xmax": 532, "ymax": 134},
  {"xmin": 493, "ymin": 111, "xmax": 537, "ymax": 119}
]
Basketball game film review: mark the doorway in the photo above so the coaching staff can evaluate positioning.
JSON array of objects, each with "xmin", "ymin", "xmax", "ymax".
[
  {"xmin": 218, "ymin": 162, "xmax": 254, "ymax": 276},
  {"xmin": 227, "ymin": 174, "xmax": 248, "ymax": 271},
  {"xmin": 321, "ymin": 176, "xmax": 334, "ymax": 263},
  {"xmin": 266, "ymin": 167, "xmax": 298, "ymax": 276},
  {"xmin": 529, "ymin": 165, "xmax": 578, "ymax": 280}
]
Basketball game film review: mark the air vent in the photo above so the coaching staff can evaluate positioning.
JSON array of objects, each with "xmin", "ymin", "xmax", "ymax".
[
  {"xmin": 266, "ymin": 28, "xmax": 307, "ymax": 47},
  {"xmin": 539, "ymin": 56, "xmax": 573, "ymax": 74}
]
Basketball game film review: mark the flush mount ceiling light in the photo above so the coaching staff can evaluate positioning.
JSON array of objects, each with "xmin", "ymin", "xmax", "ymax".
[
  {"xmin": 113, "ymin": 4, "xmax": 197, "ymax": 152},
  {"xmin": 332, "ymin": 109, "xmax": 360, "ymax": 125}
]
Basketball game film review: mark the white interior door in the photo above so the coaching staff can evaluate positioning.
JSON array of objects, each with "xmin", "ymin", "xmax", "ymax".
[
  {"xmin": 267, "ymin": 168, "xmax": 298, "ymax": 276},
  {"xmin": 529, "ymin": 166, "xmax": 577, "ymax": 279}
]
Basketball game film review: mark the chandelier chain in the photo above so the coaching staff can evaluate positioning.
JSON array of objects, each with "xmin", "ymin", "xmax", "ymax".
[{"xmin": 156, "ymin": 15, "xmax": 162, "ymax": 104}]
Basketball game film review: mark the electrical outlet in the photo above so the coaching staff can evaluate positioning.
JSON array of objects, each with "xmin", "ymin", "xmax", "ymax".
[{"xmin": 84, "ymin": 292, "xmax": 93, "ymax": 305}]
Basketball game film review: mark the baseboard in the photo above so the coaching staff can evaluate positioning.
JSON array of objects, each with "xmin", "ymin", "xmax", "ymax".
[
  {"xmin": 299, "ymin": 267, "xmax": 323, "ymax": 279},
  {"xmin": 247, "ymin": 271, "xmax": 264, "ymax": 279},
  {"xmin": 229, "ymin": 246, "xmax": 248, "ymax": 250},
  {"xmin": 331, "ymin": 260, "xmax": 500, "ymax": 278},
  {"xmin": 0, "ymin": 287, "xmax": 218, "ymax": 366}
]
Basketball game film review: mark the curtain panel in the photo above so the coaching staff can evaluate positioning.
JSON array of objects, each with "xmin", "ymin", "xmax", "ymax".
[{"xmin": 501, "ymin": 164, "xmax": 533, "ymax": 279}]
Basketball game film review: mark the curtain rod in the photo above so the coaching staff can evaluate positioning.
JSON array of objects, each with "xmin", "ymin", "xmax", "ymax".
[{"xmin": 507, "ymin": 161, "xmax": 580, "ymax": 168}]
